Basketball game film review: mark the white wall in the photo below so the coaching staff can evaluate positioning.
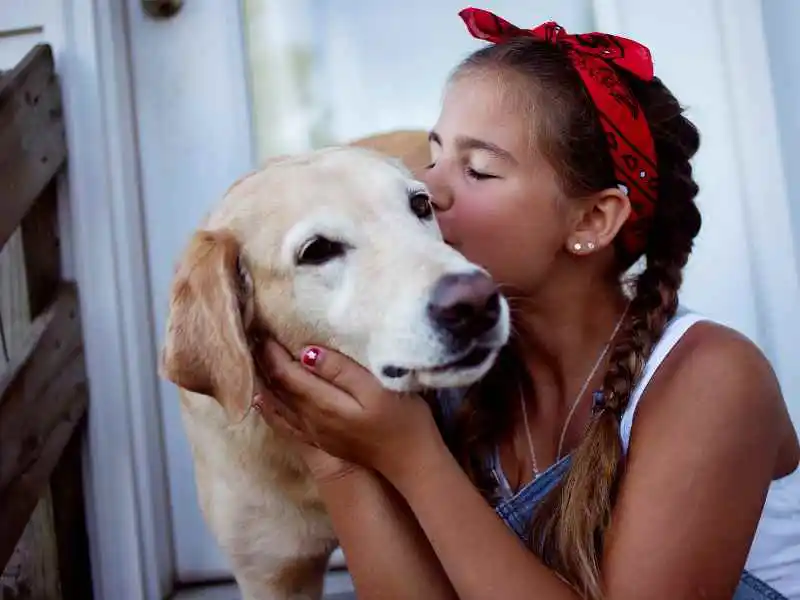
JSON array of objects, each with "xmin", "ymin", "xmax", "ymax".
[
  {"xmin": 757, "ymin": 0, "xmax": 800, "ymax": 429},
  {"xmin": 762, "ymin": 0, "xmax": 800, "ymax": 275},
  {"xmin": 0, "ymin": 1, "xmax": 63, "ymax": 67}
]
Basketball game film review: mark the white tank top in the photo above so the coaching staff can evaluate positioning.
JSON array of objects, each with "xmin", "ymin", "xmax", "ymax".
[{"xmin": 620, "ymin": 307, "xmax": 800, "ymax": 598}]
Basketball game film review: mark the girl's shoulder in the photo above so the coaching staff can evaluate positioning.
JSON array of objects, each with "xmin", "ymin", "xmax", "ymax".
[
  {"xmin": 649, "ymin": 315, "xmax": 776, "ymax": 399},
  {"xmin": 628, "ymin": 306, "xmax": 778, "ymax": 419},
  {"xmin": 627, "ymin": 311, "xmax": 791, "ymax": 464}
]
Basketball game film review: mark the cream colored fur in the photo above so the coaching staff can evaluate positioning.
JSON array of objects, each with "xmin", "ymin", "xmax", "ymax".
[{"xmin": 159, "ymin": 133, "xmax": 509, "ymax": 600}]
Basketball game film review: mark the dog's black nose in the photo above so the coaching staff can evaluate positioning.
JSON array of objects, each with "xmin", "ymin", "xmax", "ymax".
[{"xmin": 427, "ymin": 272, "xmax": 501, "ymax": 341}]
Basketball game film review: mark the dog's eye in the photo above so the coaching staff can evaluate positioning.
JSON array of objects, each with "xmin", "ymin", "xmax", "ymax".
[
  {"xmin": 409, "ymin": 192, "xmax": 433, "ymax": 220},
  {"xmin": 297, "ymin": 236, "xmax": 347, "ymax": 265}
]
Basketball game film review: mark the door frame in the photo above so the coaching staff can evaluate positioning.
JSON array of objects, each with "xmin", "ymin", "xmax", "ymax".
[
  {"xmin": 60, "ymin": 1, "xmax": 800, "ymax": 599},
  {"xmin": 60, "ymin": 1, "xmax": 189, "ymax": 599}
]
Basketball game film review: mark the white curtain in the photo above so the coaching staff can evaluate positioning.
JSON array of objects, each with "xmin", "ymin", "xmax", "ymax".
[{"xmin": 243, "ymin": 0, "xmax": 332, "ymax": 160}]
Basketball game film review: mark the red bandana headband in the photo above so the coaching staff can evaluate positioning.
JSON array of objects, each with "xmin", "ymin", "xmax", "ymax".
[{"xmin": 459, "ymin": 7, "xmax": 658, "ymax": 256}]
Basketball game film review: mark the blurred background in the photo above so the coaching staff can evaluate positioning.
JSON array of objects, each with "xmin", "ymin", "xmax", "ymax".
[{"xmin": 1, "ymin": 1, "xmax": 798, "ymax": 599}]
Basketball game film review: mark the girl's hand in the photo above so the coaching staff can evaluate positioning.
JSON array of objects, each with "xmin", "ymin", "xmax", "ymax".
[
  {"xmin": 256, "ymin": 339, "xmax": 444, "ymax": 483},
  {"xmin": 251, "ymin": 387, "xmax": 359, "ymax": 483},
  {"xmin": 251, "ymin": 343, "xmax": 359, "ymax": 483}
]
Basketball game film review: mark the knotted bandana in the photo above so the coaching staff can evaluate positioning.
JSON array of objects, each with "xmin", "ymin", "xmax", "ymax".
[{"xmin": 459, "ymin": 7, "xmax": 658, "ymax": 256}]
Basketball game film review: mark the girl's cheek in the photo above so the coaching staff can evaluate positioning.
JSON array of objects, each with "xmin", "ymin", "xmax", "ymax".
[{"xmin": 436, "ymin": 217, "xmax": 457, "ymax": 245}]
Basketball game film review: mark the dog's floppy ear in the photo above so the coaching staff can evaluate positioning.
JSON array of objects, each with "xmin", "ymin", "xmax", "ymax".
[{"xmin": 160, "ymin": 229, "xmax": 256, "ymax": 422}]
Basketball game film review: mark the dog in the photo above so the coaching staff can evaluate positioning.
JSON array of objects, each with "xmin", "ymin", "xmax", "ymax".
[{"xmin": 159, "ymin": 131, "xmax": 510, "ymax": 600}]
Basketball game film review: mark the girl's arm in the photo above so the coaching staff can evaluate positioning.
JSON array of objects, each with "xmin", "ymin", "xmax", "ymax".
[{"xmin": 313, "ymin": 466, "xmax": 458, "ymax": 600}]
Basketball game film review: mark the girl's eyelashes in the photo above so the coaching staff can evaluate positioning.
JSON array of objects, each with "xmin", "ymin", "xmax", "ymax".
[
  {"xmin": 466, "ymin": 167, "xmax": 497, "ymax": 180},
  {"xmin": 424, "ymin": 159, "xmax": 498, "ymax": 180}
]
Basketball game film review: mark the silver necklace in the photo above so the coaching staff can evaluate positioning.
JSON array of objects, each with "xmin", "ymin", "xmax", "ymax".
[{"xmin": 519, "ymin": 302, "xmax": 630, "ymax": 479}]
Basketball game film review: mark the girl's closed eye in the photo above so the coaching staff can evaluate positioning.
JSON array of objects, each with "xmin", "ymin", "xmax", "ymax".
[{"xmin": 466, "ymin": 166, "xmax": 497, "ymax": 181}]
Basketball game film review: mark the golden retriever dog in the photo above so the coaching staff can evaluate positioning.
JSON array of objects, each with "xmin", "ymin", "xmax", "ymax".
[{"xmin": 159, "ymin": 131, "xmax": 510, "ymax": 600}]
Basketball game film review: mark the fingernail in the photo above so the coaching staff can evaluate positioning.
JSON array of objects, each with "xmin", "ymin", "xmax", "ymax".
[{"xmin": 301, "ymin": 346, "xmax": 322, "ymax": 368}]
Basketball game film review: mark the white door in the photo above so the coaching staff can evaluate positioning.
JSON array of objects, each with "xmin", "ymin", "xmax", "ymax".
[
  {"xmin": 126, "ymin": 0, "xmax": 800, "ymax": 585},
  {"xmin": 126, "ymin": 0, "xmax": 596, "ymax": 581},
  {"xmin": 126, "ymin": 0, "xmax": 254, "ymax": 582},
  {"xmin": 0, "ymin": 2, "xmax": 62, "ymax": 67}
]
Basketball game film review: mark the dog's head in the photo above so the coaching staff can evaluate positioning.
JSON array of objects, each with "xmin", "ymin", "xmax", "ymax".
[{"xmin": 160, "ymin": 144, "xmax": 510, "ymax": 421}]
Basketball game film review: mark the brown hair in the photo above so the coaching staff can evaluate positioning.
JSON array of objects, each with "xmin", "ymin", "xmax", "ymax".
[{"xmin": 445, "ymin": 38, "xmax": 702, "ymax": 598}]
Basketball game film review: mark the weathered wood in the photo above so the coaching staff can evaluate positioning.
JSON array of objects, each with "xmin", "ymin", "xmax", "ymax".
[
  {"xmin": 0, "ymin": 490, "xmax": 61, "ymax": 599},
  {"xmin": 0, "ymin": 231, "xmax": 32, "ymax": 366},
  {"xmin": 20, "ymin": 178, "xmax": 60, "ymax": 319},
  {"xmin": 0, "ymin": 40, "xmax": 91, "ymax": 598},
  {"xmin": 0, "ymin": 285, "xmax": 83, "ymax": 484},
  {"xmin": 0, "ymin": 44, "xmax": 67, "ymax": 251},
  {"xmin": 0, "ymin": 390, "xmax": 87, "ymax": 575},
  {"xmin": 0, "ymin": 285, "xmax": 88, "ymax": 569},
  {"xmin": 0, "ymin": 290, "xmax": 60, "ymax": 408}
]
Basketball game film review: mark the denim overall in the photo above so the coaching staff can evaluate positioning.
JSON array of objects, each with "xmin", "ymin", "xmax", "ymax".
[{"xmin": 436, "ymin": 392, "xmax": 788, "ymax": 599}]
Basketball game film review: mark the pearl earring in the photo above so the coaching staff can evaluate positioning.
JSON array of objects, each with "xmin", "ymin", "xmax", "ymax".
[
  {"xmin": 573, "ymin": 242, "xmax": 582, "ymax": 252},
  {"xmin": 587, "ymin": 241, "xmax": 596, "ymax": 250}
]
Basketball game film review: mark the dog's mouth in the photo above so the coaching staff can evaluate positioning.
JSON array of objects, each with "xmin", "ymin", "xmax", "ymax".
[
  {"xmin": 429, "ymin": 346, "xmax": 493, "ymax": 372},
  {"xmin": 382, "ymin": 345, "xmax": 495, "ymax": 380}
]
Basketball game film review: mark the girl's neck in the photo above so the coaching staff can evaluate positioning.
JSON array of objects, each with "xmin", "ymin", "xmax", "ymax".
[
  {"xmin": 511, "ymin": 281, "xmax": 629, "ymax": 413},
  {"xmin": 495, "ymin": 282, "xmax": 629, "ymax": 488}
]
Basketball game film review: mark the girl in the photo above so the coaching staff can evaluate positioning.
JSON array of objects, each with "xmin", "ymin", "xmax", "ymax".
[{"xmin": 255, "ymin": 8, "xmax": 800, "ymax": 599}]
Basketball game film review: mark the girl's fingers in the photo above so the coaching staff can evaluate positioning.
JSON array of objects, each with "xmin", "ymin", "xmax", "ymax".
[
  {"xmin": 253, "ymin": 392, "xmax": 310, "ymax": 443},
  {"xmin": 263, "ymin": 340, "xmax": 358, "ymax": 417},
  {"xmin": 296, "ymin": 345, "xmax": 382, "ymax": 403}
]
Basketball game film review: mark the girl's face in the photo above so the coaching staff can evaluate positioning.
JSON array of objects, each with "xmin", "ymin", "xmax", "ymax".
[{"xmin": 424, "ymin": 74, "xmax": 574, "ymax": 296}]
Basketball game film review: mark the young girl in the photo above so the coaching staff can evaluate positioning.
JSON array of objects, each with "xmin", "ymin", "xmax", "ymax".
[{"xmin": 255, "ymin": 8, "xmax": 800, "ymax": 599}]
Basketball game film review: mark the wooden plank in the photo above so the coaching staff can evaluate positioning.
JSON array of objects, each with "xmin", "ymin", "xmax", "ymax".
[
  {"xmin": 0, "ymin": 284, "xmax": 83, "ymax": 483},
  {"xmin": 0, "ymin": 44, "xmax": 67, "ymax": 251},
  {"xmin": 0, "ymin": 489, "xmax": 62, "ymax": 599},
  {"xmin": 0, "ymin": 229, "xmax": 32, "ymax": 365},
  {"xmin": 0, "ymin": 286, "xmax": 61, "ymax": 408},
  {"xmin": 21, "ymin": 178, "xmax": 61, "ymax": 319},
  {"xmin": 0, "ymin": 388, "xmax": 86, "ymax": 574},
  {"xmin": 0, "ymin": 284, "xmax": 88, "ymax": 568}
]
